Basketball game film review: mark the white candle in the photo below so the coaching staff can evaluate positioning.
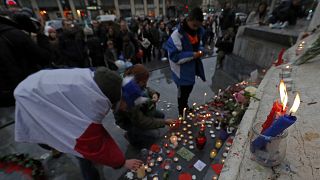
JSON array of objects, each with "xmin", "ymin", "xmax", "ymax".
[
  {"xmin": 183, "ymin": 107, "xmax": 187, "ymax": 120},
  {"xmin": 204, "ymin": 92, "xmax": 207, "ymax": 104}
]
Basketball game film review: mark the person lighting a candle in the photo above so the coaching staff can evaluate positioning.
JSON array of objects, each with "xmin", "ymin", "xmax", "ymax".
[
  {"xmin": 14, "ymin": 67, "xmax": 143, "ymax": 180},
  {"xmin": 114, "ymin": 65, "xmax": 176, "ymax": 148},
  {"xmin": 165, "ymin": 7, "xmax": 206, "ymax": 116}
]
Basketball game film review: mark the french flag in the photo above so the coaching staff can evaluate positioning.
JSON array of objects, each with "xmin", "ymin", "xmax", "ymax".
[{"xmin": 14, "ymin": 68, "xmax": 125, "ymax": 168}]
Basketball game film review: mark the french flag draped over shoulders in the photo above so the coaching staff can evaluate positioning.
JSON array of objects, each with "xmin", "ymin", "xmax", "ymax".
[{"xmin": 14, "ymin": 68, "xmax": 125, "ymax": 168}]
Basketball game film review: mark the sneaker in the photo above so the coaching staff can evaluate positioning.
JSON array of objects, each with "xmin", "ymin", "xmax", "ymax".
[
  {"xmin": 280, "ymin": 21, "xmax": 288, "ymax": 29},
  {"xmin": 161, "ymin": 57, "xmax": 168, "ymax": 61}
]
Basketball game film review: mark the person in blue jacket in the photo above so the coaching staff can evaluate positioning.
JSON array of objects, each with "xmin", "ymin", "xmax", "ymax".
[{"xmin": 166, "ymin": 7, "xmax": 206, "ymax": 116}]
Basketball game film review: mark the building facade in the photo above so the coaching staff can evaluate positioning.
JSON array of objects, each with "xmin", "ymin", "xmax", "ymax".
[{"xmin": 5, "ymin": 0, "xmax": 170, "ymax": 20}]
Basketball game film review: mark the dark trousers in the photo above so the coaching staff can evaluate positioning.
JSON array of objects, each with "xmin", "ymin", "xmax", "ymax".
[
  {"xmin": 77, "ymin": 157, "xmax": 100, "ymax": 180},
  {"xmin": 142, "ymin": 46, "xmax": 152, "ymax": 63},
  {"xmin": 177, "ymin": 85, "xmax": 194, "ymax": 115}
]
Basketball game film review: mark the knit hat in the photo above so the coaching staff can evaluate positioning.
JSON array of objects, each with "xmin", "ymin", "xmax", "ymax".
[
  {"xmin": 93, "ymin": 67, "xmax": 122, "ymax": 105},
  {"xmin": 122, "ymin": 76, "xmax": 148, "ymax": 108},
  {"xmin": 124, "ymin": 64, "xmax": 149, "ymax": 83}
]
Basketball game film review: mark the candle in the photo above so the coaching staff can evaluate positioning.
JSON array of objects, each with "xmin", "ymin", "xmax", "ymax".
[
  {"xmin": 149, "ymin": 162, "xmax": 154, "ymax": 167},
  {"xmin": 216, "ymin": 122, "xmax": 221, "ymax": 130},
  {"xmin": 183, "ymin": 121, "xmax": 187, "ymax": 124},
  {"xmin": 261, "ymin": 80, "xmax": 288, "ymax": 133},
  {"xmin": 164, "ymin": 165, "xmax": 170, "ymax": 170},
  {"xmin": 215, "ymin": 139, "xmax": 222, "ymax": 149},
  {"xmin": 189, "ymin": 135, "xmax": 193, "ymax": 139},
  {"xmin": 176, "ymin": 165, "xmax": 182, "ymax": 171},
  {"xmin": 157, "ymin": 156, "xmax": 163, "ymax": 162},
  {"xmin": 189, "ymin": 140, "xmax": 194, "ymax": 144},
  {"xmin": 180, "ymin": 134, "xmax": 184, "ymax": 138},
  {"xmin": 187, "ymin": 124, "xmax": 192, "ymax": 128},
  {"xmin": 209, "ymin": 130, "xmax": 214, "ymax": 134},
  {"xmin": 251, "ymin": 93, "xmax": 300, "ymax": 153},
  {"xmin": 176, "ymin": 132, "xmax": 181, "ymax": 136},
  {"xmin": 223, "ymin": 152, "xmax": 228, "ymax": 158},
  {"xmin": 189, "ymin": 145, "xmax": 194, "ymax": 149},
  {"xmin": 204, "ymin": 92, "xmax": 207, "ymax": 104},
  {"xmin": 192, "ymin": 103, "xmax": 197, "ymax": 109},
  {"xmin": 188, "ymin": 131, "xmax": 192, "ymax": 135},
  {"xmin": 170, "ymin": 135, "xmax": 178, "ymax": 148},
  {"xmin": 212, "ymin": 176, "xmax": 218, "ymax": 180},
  {"xmin": 136, "ymin": 165, "xmax": 146, "ymax": 178},
  {"xmin": 183, "ymin": 127, "xmax": 187, "ymax": 131},
  {"xmin": 211, "ymin": 134, "xmax": 216, "ymax": 138},
  {"xmin": 173, "ymin": 157, "xmax": 179, "ymax": 162},
  {"xmin": 210, "ymin": 149, "xmax": 217, "ymax": 159},
  {"xmin": 153, "ymin": 176, "xmax": 159, "ymax": 180},
  {"xmin": 226, "ymin": 147, "xmax": 230, "ymax": 151},
  {"xmin": 183, "ymin": 107, "xmax": 187, "ymax": 120},
  {"xmin": 177, "ymin": 137, "xmax": 182, "ymax": 141},
  {"xmin": 221, "ymin": 159, "xmax": 225, "ymax": 164}
]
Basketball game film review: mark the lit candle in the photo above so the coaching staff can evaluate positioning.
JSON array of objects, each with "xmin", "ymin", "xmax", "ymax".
[
  {"xmin": 212, "ymin": 176, "xmax": 218, "ymax": 180},
  {"xmin": 149, "ymin": 162, "xmax": 154, "ymax": 167},
  {"xmin": 215, "ymin": 139, "xmax": 222, "ymax": 149},
  {"xmin": 187, "ymin": 124, "xmax": 192, "ymax": 128},
  {"xmin": 204, "ymin": 92, "xmax": 207, "ymax": 104},
  {"xmin": 192, "ymin": 103, "xmax": 197, "ymax": 109},
  {"xmin": 183, "ymin": 127, "xmax": 187, "ymax": 131},
  {"xmin": 152, "ymin": 176, "xmax": 159, "ymax": 180},
  {"xmin": 210, "ymin": 149, "xmax": 217, "ymax": 159},
  {"xmin": 180, "ymin": 134, "xmax": 184, "ymax": 138},
  {"xmin": 226, "ymin": 147, "xmax": 230, "ymax": 151},
  {"xmin": 221, "ymin": 159, "xmax": 225, "ymax": 164},
  {"xmin": 170, "ymin": 135, "xmax": 178, "ymax": 146},
  {"xmin": 157, "ymin": 156, "xmax": 163, "ymax": 162},
  {"xmin": 183, "ymin": 107, "xmax": 187, "ymax": 120},
  {"xmin": 187, "ymin": 131, "xmax": 192, "ymax": 135},
  {"xmin": 261, "ymin": 80, "xmax": 288, "ymax": 133},
  {"xmin": 173, "ymin": 157, "xmax": 179, "ymax": 162}
]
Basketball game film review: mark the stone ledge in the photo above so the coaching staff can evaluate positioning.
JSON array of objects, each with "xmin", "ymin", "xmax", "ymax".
[{"xmin": 219, "ymin": 67, "xmax": 278, "ymax": 180}]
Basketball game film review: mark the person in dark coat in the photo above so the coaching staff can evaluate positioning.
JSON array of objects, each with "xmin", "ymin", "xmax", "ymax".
[
  {"xmin": 0, "ymin": 9, "xmax": 50, "ymax": 107},
  {"xmin": 220, "ymin": 2, "xmax": 235, "ymax": 33},
  {"xmin": 114, "ymin": 65, "xmax": 175, "ymax": 148},
  {"xmin": 269, "ymin": 0, "xmax": 305, "ymax": 25},
  {"xmin": 138, "ymin": 23, "xmax": 152, "ymax": 63},
  {"xmin": 59, "ymin": 20, "xmax": 88, "ymax": 68}
]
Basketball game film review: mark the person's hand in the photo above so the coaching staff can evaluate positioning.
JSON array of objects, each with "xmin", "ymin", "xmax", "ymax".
[
  {"xmin": 152, "ymin": 93, "xmax": 159, "ymax": 102},
  {"xmin": 193, "ymin": 51, "xmax": 203, "ymax": 59},
  {"xmin": 165, "ymin": 119, "xmax": 176, "ymax": 126},
  {"xmin": 124, "ymin": 159, "xmax": 143, "ymax": 171}
]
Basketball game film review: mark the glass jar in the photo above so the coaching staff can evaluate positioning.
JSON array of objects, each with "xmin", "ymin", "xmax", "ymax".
[{"xmin": 250, "ymin": 122, "xmax": 288, "ymax": 167}]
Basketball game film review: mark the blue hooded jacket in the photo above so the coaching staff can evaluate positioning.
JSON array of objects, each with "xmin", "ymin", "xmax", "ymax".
[{"xmin": 165, "ymin": 24, "xmax": 206, "ymax": 86}]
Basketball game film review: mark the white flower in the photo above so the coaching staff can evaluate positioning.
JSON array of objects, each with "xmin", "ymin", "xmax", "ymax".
[{"xmin": 245, "ymin": 86, "xmax": 257, "ymax": 95}]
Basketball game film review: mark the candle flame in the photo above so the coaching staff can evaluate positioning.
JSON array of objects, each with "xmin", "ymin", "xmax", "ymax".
[
  {"xmin": 193, "ymin": 103, "xmax": 197, "ymax": 106},
  {"xmin": 204, "ymin": 92, "xmax": 207, "ymax": 96},
  {"xmin": 279, "ymin": 80, "xmax": 288, "ymax": 110},
  {"xmin": 289, "ymin": 93, "xmax": 300, "ymax": 114}
]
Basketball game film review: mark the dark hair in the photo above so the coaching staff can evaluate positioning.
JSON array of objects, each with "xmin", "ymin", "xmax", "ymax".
[
  {"xmin": 257, "ymin": 1, "xmax": 268, "ymax": 18},
  {"xmin": 188, "ymin": 7, "xmax": 204, "ymax": 22}
]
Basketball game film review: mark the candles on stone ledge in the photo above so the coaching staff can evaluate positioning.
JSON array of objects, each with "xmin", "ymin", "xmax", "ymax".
[
  {"xmin": 215, "ymin": 139, "xmax": 222, "ymax": 149},
  {"xmin": 210, "ymin": 149, "xmax": 217, "ymax": 159}
]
